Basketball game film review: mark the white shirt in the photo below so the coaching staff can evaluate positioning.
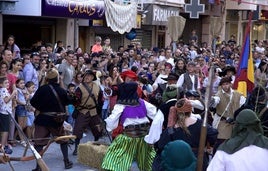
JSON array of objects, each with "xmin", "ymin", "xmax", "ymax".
[
  {"xmin": 0, "ymin": 88, "xmax": 12, "ymax": 115},
  {"xmin": 105, "ymin": 99, "xmax": 157, "ymax": 131},
  {"xmin": 207, "ymin": 145, "xmax": 268, "ymax": 171},
  {"xmin": 176, "ymin": 73, "xmax": 201, "ymax": 91},
  {"xmin": 153, "ymin": 73, "xmax": 167, "ymax": 90},
  {"xmin": 212, "ymin": 89, "xmax": 246, "ymax": 108}
]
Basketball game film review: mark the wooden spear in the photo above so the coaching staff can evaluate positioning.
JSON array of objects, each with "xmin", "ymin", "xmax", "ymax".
[{"xmin": 196, "ymin": 65, "xmax": 214, "ymax": 171}]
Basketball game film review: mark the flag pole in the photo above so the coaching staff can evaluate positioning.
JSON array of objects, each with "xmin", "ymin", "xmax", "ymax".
[{"xmin": 233, "ymin": 11, "xmax": 254, "ymax": 97}]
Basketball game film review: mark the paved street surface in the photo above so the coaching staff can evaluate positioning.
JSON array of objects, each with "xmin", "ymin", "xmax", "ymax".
[{"xmin": 0, "ymin": 130, "xmax": 139, "ymax": 171}]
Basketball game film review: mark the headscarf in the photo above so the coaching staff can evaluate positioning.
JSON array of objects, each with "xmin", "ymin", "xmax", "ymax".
[
  {"xmin": 218, "ymin": 109, "xmax": 268, "ymax": 154},
  {"xmin": 120, "ymin": 70, "xmax": 138, "ymax": 81},
  {"xmin": 117, "ymin": 82, "xmax": 139, "ymax": 105},
  {"xmin": 167, "ymin": 99, "xmax": 192, "ymax": 128},
  {"xmin": 161, "ymin": 140, "xmax": 197, "ymax": 171}
]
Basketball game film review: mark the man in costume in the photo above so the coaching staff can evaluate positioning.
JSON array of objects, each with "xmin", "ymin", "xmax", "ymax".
[
  {"xmin": 102, "ymin": 82, "xmax": 158, "ymax": 171},
  {"xmin": 208, "ymin": 109, "xmax": 268, "ymax": 170},
  {"xmin": 30, "ymin": 68, "xmax": 73, "ymax": 170},
  {"xmin": 176, "ymin": 61, "xmax": 201, "ymax": 93},
  {"xmin": 211, "ymin": 76, "xmax": 246, "ymax": 152},
  {"xmin": 158, "ymin": 73, "xmax": 181, "ymax": 129},
  {"xmin": 72, "ymin": 70, "xmax": 103, "ymax": 155}
]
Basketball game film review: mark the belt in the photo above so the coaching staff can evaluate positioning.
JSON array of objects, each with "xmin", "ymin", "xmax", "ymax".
[
  {"xmin": 217, "ymin": 114, "xmax": 228, "ymax": 121},
  {"xmin": 125, "ymin": 123, "xmax": 150, "ymax": 129},
  {"xmin": 217, "ymin": 114, "xmax": 234, "ymax": 123},
  {"xmin": 77, "ymin": 106, "xmax": 96, "ymax": 110},
  {"xmin": 41, "ymin": 112, "xmax": 66, "ymax": 116}
]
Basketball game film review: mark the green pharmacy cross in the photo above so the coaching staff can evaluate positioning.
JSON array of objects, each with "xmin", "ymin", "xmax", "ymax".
[{"xmin": 185, "ymin": 0, "xmax": 205, "ymax": 19}]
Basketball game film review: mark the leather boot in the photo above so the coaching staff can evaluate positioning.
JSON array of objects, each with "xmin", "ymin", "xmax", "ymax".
[
  {"xmin": 72, "ymin": 146, "xmax": 77, "ymax": 156},
  {"xmin": 64, "ymin": 159, "xmax": 73, "ymax": 169},
  {"xmin": 32, "ymin": 165, "xmax": 41, "ymax": 171}
]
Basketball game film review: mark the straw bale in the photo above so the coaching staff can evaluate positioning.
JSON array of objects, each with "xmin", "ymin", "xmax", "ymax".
[{"xmin": 78, "ymin": 141, "xmax": 109, "ymax": 170}]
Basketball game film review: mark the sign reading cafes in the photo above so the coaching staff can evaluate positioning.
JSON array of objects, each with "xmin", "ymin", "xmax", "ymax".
[{"xmin": 42, "ymin": 0, "xmax": 105, "ymax": 19}]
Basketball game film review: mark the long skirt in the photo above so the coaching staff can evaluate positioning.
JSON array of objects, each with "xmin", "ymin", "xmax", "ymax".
[{"xmin": 102, "ymin": 134, "xmax": 156, "ymax": 171}]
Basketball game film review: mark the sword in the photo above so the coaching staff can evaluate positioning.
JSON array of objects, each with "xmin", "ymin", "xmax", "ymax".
[{"xmin": 7, "ymin": 111, "xmax": 50, "ymax": 171}]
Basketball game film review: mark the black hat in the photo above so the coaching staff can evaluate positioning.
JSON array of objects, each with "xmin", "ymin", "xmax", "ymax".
[
  {"xmin": 162, "ymin": 73, "xmax": 179, "ymax": 81},
  {"xmin": 117, "ymin": 82, "xmax": 139, "ymax": 105},
  {"xmin": 82, "ymin": 70, "xmax": 97, "ymax": 81},
  {"xmin": 219, "ymin": 65, "xmax": 236, "ymax": 77},
  {"xmin": 185, "ymin": 90, "xmax": 200, "ymax": 98},
  {"xmin": 153, "ymin": 47, "xmax": 159, "ymax": 53}
]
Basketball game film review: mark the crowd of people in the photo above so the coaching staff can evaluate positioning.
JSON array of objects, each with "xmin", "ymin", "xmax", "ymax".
[{"xmin": 0, "ymin": 33, "xmax": 268, "ymax": 170}]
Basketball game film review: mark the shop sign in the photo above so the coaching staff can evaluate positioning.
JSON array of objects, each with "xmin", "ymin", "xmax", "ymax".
[
  {"xmin": 42, "ymin": 0, "xmax": 105, "ymax": 19},
  {"xmin": 143, "ymin": 5, "xmax": 180, "ymax": 26}
]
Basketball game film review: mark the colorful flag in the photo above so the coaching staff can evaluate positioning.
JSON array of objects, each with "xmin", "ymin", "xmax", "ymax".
[{"xmin": 233, "ymin": 13, "xmax": 254, "ymax": 97}]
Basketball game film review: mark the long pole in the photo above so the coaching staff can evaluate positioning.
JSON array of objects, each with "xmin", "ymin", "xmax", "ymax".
[
  {"xmin": 7, "ymin": 111, "xmax": 50, "ymax": 171},
  {"xmin": 196, "ymin": 65, "xmax": 214, "ymax": 171}
]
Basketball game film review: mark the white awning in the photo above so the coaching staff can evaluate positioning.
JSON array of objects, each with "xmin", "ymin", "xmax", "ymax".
[{"xmin": 226, "ymin": 0, "xmax": 257, "ymax": 10}]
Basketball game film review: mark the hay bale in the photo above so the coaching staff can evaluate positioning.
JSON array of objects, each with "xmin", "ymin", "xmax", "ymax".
[{"xmin": 78, "ymin": 141, "xmax": 109, "ymax": 170}]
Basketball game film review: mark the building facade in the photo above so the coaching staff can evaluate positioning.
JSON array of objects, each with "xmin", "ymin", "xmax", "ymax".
[{"xmin": 0, "ymin": 0, "xmax": 267, "ymax": 52}]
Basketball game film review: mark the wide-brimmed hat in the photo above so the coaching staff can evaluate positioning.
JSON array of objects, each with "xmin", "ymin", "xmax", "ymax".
[
  {"xmin": 46, "ymin": 68, "xmax": 58, "ymax": 80},
  {"xmin": 162, "ymin": 73, "xmax": 179, "ymax": 81},
  {"xmin": 219, "ymin": 65, "xmax": 236, "ymax": 77},
  {"xmin": 185, "ymin": 90, "xmax": 200, "ymax": 98},
  {"xmin": 117, "ymin": 82, "xmax": 139, "ymax": 105},
  {"xmin": 82, "ymin": 70, "xmax": 97, "ymax": 81}
]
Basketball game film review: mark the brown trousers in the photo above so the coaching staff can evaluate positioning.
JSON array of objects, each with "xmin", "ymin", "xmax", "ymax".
[
  {"xmin": 34, "ymin": 125, "xmax": 66, "ymax": 146},
  {"xmin": 73, "ymin": 112, "xmax": 102, "ymax": 139}
]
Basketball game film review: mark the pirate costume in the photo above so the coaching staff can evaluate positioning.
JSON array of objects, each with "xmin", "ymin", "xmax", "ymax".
[
  {"xmin": 30, "ymin": 68, "xmax": 73, "ymax": 170},
  {"xmin": 102, "ymin": 82, "xmax": 157, "ymax": 171}
]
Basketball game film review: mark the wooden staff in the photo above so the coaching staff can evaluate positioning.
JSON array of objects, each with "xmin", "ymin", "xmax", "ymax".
[
  {"xmin": 196, "ymin": 65, "xmax": 214, "ymax": 171},
  {"xmin": 7, "ymin": 111, "xmax": 50, "ymax": 171}
]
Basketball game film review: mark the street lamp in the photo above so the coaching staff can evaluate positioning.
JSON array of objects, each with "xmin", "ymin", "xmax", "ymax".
[{"xmin": 0, "ymin": 0, "xmax": 17, "ymax": 13}]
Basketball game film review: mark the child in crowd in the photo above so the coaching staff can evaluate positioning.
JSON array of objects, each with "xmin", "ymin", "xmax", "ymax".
[
  {"xmin": 15, "ymin": 79, "xmax": 28, "ymax": 147},
  {"xmin": 91, "ymin": 36, "xmax": 103, "ymax": 53},
  {"xmin": 25, "ymin": 81, "xmax": 35, "ymax": 139},
  {"xmin": 99, "ymin": 75, "xmax": 112, "ymax": 120},
  {"xmin": 66, "ymin": 83, "xmax": 76, "ymax": 126},
  {"xmin": 103, "ymin": 37, "xmax": 112, "ymax": 54},
  {"xmin": 0, "ymin": 76, "xmax": 17, "ymax": 154}
]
